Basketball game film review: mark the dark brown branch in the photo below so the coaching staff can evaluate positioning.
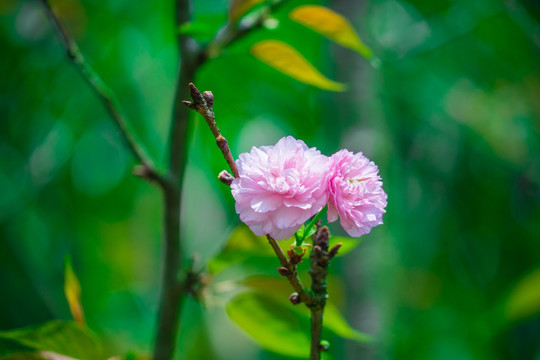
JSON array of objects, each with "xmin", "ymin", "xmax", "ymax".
[
  {"xmin": 183, "ymin": 83, "xmax": 239, "ymax": 178},
  {"xmin": 38, "ymin": 0, "xmax": 163, "ymax": 185},
  {"xmin": 308, "ymin": 223, "xmax": 332, "ymax": 360},
  {"xmin": 266, "ymin": 235, "xmax": 311, "ymax": 305}
]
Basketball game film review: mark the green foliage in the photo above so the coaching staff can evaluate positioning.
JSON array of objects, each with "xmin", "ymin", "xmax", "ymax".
[
  {"xmin": 226, "ymin": 289, "xmax": 371, "ymax": 358},
  {"xmin": 505, "ymin": 267, "xmax": 540, "ymax": 322},
  {"xmin": 2, "ymin": 0, "xmax": 540, "ymax": 359},
  {"xmin": 0, "ymin": 321, "xmax": 101, "ymax": 360},
  {"xmin": 227, "ymin": 292, "xmax": 311, "ymax": 358}
]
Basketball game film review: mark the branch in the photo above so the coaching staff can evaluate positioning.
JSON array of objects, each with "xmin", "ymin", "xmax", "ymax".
[
  {"xmin": 308, "ymin": 223, "xmax": 340, "ymax": 360},
  {"xmin": 203, "ymin": 0, "xmax": 287, "ymax": 60},
  {"xmin": 152, "ymin": 0, "xmax": 198, "ymax": 359},
  {"xmin": 182, "ymin": 83, "xmax": 239, "ymax": 178},
  {"xmin": 184, "ymin": 83, "xmax": 315, "ymax": 306},
  {"xmin": 38, "ymin": 0, "xmax": 163, "ymax": 185},
  {"xmin": 267, "ymin": 235, "xmax": 312, "ymax": 305}
]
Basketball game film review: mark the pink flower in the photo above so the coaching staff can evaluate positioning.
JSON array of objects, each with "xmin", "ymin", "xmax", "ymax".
[
  {"xmin": 231, "ymin": 136, "xmax": 330, "ymax": 240},
  {"xmin": 326, "ymin": 150, "xmax": 387, "ymax": 237}
]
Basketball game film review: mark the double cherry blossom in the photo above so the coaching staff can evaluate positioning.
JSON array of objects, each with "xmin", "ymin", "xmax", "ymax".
[{"xmin": 231, "ymin": 136, "xmax": 387, "ymax": 240}]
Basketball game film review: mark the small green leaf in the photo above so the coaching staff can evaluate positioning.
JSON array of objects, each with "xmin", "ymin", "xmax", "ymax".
[
  {"xmin": 302, "ymin": 205, "xmax": 327, "ymax": 242},
  {"xmin": 289, "ymin": 5, "xmax": 374, "ymax": 60},
  {"xmin": 251, "ymin": 40, "xmax": 346, "ymax": 92},
  {"xmin": 226, "ymin": 292, "xmax": 310, "ymax": 358},
  {"xmin": 0, "ymin": 321, "xmax": 101, "ymax": 360}
]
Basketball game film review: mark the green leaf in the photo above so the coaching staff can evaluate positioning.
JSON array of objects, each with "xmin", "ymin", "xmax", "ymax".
[
  {"xmin": 251, "ymin": 40, "xmax": 346, "ymax": 92},
  {"xmin": 0, "ymin": 338, "xmax": 32, "ymax": 357},
  {"xmin": 505, "ymin": 267, "xmax": 540, "ymax": 322},
  {"xmin": 324, "ymin": 302, "xmax": 373, "ymax": 343},
  {"xmin": 226, "ymin": 292, "xmax": 310, "ymax": 358},
  {"xmin": 64, "ymin": 257, "xmax": 85, "ymax": 325},
  {"xmin": 289, "ymin": 5, "xmax": 373, "ymax": 60},
  {"xmin": 329, "ymin": 236, "xmax": 366, "ymax": 256},
  {"xmin": 0, "ymin": 321, "xmax": 101, "ymax": 360},
  {"xmin": 232, "ymin": 278, "xmax": 373, "ymax": 345},
  {"xmin": 1, "ymin": 351, "xmax": 79, "ymax": 360},
  {"xmin": 302, "ymin": 205, "xmax": 327, "ymax": 242}
]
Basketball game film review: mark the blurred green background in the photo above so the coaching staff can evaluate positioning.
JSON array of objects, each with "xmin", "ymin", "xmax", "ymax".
[{"xmin": 1, "ymin": 0, "xmax": 540, "ymax": 359}]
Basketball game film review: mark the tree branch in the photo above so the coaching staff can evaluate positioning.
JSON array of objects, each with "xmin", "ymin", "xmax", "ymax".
[
  {"xmin": 152, "ymin": 0, "xmax": 200, "ymax": 359},
  {"xmin": 308, "ymin": 223, "xmax": 340, "ymax": 360},
  {"xmin": 266, "ymin": 235, "xmax": 312, "ymax": 305},
  {"xmin": 154, "ymin": 0, "xmax": 290, "ymax": 356},
  {"xmin": 203, "ymin": 0, "xmax": 287, "ymax": 60},
  {"xmin": 182, "ymin": 83, "xmax": 239, "ymax": 178},
  {"xmin": 38, "ymin": 0, "xmax": 162, "ymax": 185}
]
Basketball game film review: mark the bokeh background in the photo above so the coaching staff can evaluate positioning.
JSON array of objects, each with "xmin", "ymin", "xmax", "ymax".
[{"xmin": 1, "ymin": 0, "xmax": 540, "ymax": 359}]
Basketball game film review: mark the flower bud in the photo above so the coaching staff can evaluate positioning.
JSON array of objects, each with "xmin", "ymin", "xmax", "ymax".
[
  {"xmin": 218, "ymin": 170, "xmax": 234, "ymax": 186},
  {"xmin": 289, "ymin": 292, "xmax": 300, "ymax": 305},
  {"xmin": 319, "ymin": 340, "xmax": 330, "ymax": 352},
  {"xmin": 277, "ymin": 267, "xmax": 290, "ymax": 276},
  {"xmin": 203, "ymin": 91, "xmax": 214, "ymax": 108}
]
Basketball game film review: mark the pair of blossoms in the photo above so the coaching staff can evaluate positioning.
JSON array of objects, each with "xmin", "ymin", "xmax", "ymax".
[{"xmin": 230, "ymin": 136, "xmax": 387, "ymax": 240}]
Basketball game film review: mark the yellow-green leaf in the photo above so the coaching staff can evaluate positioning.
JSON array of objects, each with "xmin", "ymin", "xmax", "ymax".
[
  {"xmin": 241, "ymin": 276, "xmax": 374, "ymax": 343},
  {"xmin": 505, "ymin": 267, "xmax": 540, "ymax": 322},
  {"xmin": 251, "ymin": 40, "xmax": 346, "ymax": 92},
  {"xmin": 64, "ymin": 258, "xmax": 85, "ymax": 325},
  {"xmin": 0, "ymin": 321, "xmax": 101, "ymax": 360},
  {"xmin": 290, "ymin": 5, "xmax": 373, "ymax": 59},
  {"xmin": 228, "ymin": 0, "xmax": 265, "ymax": 24}
]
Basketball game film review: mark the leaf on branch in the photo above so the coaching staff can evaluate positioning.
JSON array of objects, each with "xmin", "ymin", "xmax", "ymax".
[
  {"xmin": 0, "ymin": 321, "xmax": 102, "ymax": 360},
  {"xmin": 64, "ymin": 257, "xmax": 85, "ymax": 325},
  {"xmin": 226, "ymin": 290, "xmax": 372, "ymax": 357},
  {"xmin": 228, "ymin": 0, "xmax": 266, "ymax": 24},
  {"xmin": 289, "ymin": 5, "xmax": 373, "ymax": 60},
  {"xmin": 251, "ymin": 40, "xmax": 346, "ymax": 92},
  {"xmin": 226, "ymin": 292, "xmax": 310, "ymax": 357},
  {"xmin": 243, "ymin": 276, "xmax": 374, "ymax": 343}
]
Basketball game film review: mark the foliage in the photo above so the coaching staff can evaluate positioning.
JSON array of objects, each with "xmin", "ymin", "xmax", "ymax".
[{"xmin": 1, "ymin": 0, "xmax": 540, "ymax": 359}]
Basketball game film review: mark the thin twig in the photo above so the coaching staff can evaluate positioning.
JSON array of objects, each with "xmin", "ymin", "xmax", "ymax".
[
  {"xmin": 182, "ymin": 83, "xmax": 239, "ymax": 178},
  {"xmin": 38, "ymin": 0, "xmax": 162, "ymax": 185},
  {"xmin": 184, "ymin": 85, "xmax": 312, "ymax": 305},
  {"xmin": 204, "ymin": 0, "xmax": 287, "ymax": 60},
  {"xmin": 266, "ymin": 235, "xmax": 312, "ymax": 305}
]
